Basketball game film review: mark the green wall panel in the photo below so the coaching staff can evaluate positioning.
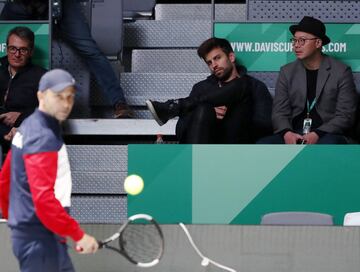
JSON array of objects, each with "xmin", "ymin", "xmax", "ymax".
[
  {"xmin": 128, "ymin": 145, "xmax": 360, "ymax": 225},
  {"xmin": 127, "ymin": 145, "xmax": 192, "ymax": 223}
]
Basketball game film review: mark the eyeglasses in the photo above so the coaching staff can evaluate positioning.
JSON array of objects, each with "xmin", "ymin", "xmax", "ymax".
[
  {"xmin": 7, "ymin": 46, "xmax": 30, "ymax": 55},
  {"xmin": 290, "ymin": 37, "xmax": 318, "ymax": 46}
]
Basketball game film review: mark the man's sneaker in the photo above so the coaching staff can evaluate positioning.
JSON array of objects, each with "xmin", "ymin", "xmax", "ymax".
[
  {"xmin": 146, "ymin": 99, "xmax": 179, "ymax": 126},
  {"xmin": 114, "ymin": 103, "xmax": 134, "ymax": 118}
]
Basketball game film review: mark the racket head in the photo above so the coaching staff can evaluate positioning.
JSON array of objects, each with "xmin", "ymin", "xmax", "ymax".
[
  {"xmin": 99, "ymin": 214, "xmax": 164, "ymax": 267},
  {"xmin": 119, "ymin": 214, "xmax": 164, "ymax": 267}
]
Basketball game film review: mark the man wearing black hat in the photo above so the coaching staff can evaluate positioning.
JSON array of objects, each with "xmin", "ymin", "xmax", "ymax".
[{"xmin": 259, "ymin": 16, "xmax": 358, "ymax": 144}]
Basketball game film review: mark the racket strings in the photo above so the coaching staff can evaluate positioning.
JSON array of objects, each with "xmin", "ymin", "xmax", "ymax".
[{"xmin": 121, "ymin": 222, "xmax": 163, "ymax": 264}]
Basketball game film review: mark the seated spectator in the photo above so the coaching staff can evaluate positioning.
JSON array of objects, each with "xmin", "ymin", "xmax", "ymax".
[
  {"xmin": 0, "ymin": 26, "xmax": 46, "ymax": 147},
  {"xmin": 1, "ymin": 0, "xmax": 133, "ymax": 118},
  {"xmin": 146, "ymin": 37, "xmax": 272, "ymax": 144},
  {"xmin": 258, "ymin": 16, "xmax": 358, "ymax": 144}
]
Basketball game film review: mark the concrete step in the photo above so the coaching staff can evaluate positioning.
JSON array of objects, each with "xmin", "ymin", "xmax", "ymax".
[
  {"xmin": 155, "ymin": 3, "xmax": 246, "ymax": 21},
  {"xmin": 90, "ymin": 72, "xmax": 278, "ymax": 108},
  {"xmin": 64, "ymin": 119, "xmax": 177, "ymax": 136},
  {"xmin": 132, "ymin": 49, "xmax": 208, "ymax": 73},
  {"xmin": 124, "ymin": 20, "xmax": 211, "ymax": 48},
  {"xmin": 248, "ymin": 0, "xmax": 360, "ymax": 22},
  {"xmin": 91, "ymin": 72, "xmax": 209, "ymax": 106}
]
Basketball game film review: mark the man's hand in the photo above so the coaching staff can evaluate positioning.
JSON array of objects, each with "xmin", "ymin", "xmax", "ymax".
[
  {"xmin": 4, "ymin": 127, "xmax": 17, "ymax": 141},
  {"xmin": 283, "ymin": 131, "xmax": 303, "ymax": 144},
  {"xmin": 0, "ymin": 112, "xmax": 21, "ymax": 127},
  {"xmin": 76, "ymin": 233, "xmax": 99, "ymax": 254},
  {"xmin": 302, "ymin": 132, "xmax": 319, "ymax": 144},
  {"xmin": 214, "ymin": 106, "xmax": 227, "ymax": 120}
]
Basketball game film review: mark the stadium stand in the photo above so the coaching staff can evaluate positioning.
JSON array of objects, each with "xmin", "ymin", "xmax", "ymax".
[
  {"xmin": 63, "ymin": 1, "xmax": 247, "ymax": 223},
  {"xmin": 60, "ymin": 0, "xmax": 360, "ymax": 223},
  {"xmin": 0, "ymin": 0, "xmax": 356, "ymax": 221},
  {"xmin": 2, "ymin": 1, "xmax": 360, "ymax": 271},
  {"xmin": 0, "ymin": 0, "xmax": 359, "ymax": 224}
]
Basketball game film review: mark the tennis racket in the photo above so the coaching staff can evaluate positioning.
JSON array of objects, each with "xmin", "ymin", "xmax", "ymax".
[{"xmin": 98, "ymin": 214, "xmax": 164, "ymax": 267}]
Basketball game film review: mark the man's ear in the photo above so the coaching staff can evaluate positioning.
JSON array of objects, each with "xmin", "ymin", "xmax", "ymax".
[
  {"xmin": 229, "ymin": 52, "xmax": 236, "ymax": 63},
  {"xmin": 37, "ymin": 91, "xmax": 43, "ymax": 101},
  {"xmin": 316, "ymin": 39, "xmax": 323, "ymax": 49},
  {"xmin": 29, "ymin": 47, "xmax": 35, "ymax": 57}
]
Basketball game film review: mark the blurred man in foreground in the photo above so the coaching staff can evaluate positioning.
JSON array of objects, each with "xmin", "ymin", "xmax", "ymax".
[{"xmin": 0, "ymin": 69, "xmax": 98, "ymax": 272}]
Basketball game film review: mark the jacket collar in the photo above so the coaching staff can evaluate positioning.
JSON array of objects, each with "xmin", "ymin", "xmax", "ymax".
[
  {"xmin": 315, "ymin": 55, "xmax": 331, "ymax": 98},
  {"xmin": 0, "ymin": 55, "xmax": 34, "ymax": 76},
  {"xmin": 206, "ymin": 64, "xmax": 247, "ymax": 83},
  {"xmin": 294, "ymin": 55, "xmax": 331, "ymax": 99}
]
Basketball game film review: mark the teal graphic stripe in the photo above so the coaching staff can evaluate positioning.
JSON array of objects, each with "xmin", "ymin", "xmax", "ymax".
[
  {"xmin": 192, "ymin": 145, "xmax": 305, "ymax": 224},
  {"xmin": 231, "ymin": 145, "xmax": 360, "ymax": 225},
  {"xmin": 128, "ymin": 145, "xmax": 360, "ymax": 225},
  {"xmin": 127, "ymin": 145, "xmax": 192, "ymax": 223}
]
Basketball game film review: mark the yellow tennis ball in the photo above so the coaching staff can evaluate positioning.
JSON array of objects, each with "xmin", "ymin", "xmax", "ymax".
[{"xmin": 124, "ymin": 174, "xmax": 144, "ymax": 195}]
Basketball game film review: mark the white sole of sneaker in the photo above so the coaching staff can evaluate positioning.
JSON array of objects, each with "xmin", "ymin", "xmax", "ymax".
[{"xmin": 146, "ymin": 100, "xmax": 164, "ymax": 126}]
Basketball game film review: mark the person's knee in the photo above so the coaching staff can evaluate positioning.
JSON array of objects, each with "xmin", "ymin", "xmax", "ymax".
[
  {"xmin": 317, "ymin": 134, "xmax": 348, "ymax": 144},
  {"xmin": 192, "ymin": 104, "xmax": 215, "ymax": 122},
  {"xmin": 256, "ymin": 134, "xmax": 284, "ymax": 144},
  {"xmin": 60, "ymin": 34, "xmax": 103, "ymax": 58}
]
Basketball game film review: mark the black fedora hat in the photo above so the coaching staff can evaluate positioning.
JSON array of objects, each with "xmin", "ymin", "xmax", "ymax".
[{"xmin": 289, "ymin": 16, "xmax": 330, "ymax": 45}]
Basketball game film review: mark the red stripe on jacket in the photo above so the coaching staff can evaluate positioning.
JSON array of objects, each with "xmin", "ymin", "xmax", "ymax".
[
  {"xmin": 24, "ymin": 151, "xmax": 84, "ymax": 242},
  {"xmin": 0, "ymin": 151, "xmax": 12, "ymax": 219}
]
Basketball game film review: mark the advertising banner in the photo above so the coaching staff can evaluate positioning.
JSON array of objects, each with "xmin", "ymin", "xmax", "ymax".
[
  {"xmin": 128, "ymin": 145, "xmax": 360, "ymax": 225},
  {"xmin": 214, "ymin": 23, "xmax": 360, "ymax": 72}
]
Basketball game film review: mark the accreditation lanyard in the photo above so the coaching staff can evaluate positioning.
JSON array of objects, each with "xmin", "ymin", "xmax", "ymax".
[{"xmin": 303, "ymin": 98, "xmax": 317, "ymax": 134}]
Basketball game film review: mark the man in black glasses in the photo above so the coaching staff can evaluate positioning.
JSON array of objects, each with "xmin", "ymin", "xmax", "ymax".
[
  {"xmin": 258, "ymin": 16, "xmax": 358, "ymax": 144},
  {"xmin": 1, "ymin": 0, "xmax": 134, "ymax": 118},
  {"xmin": 0, "ymin": 26, "xmax": 46, "ymax": 146}
]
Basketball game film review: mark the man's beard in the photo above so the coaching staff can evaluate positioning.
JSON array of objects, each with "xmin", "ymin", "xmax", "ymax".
[{"xmin": 215, "ymin": 66, "xmax": 233, "ymax": 82}]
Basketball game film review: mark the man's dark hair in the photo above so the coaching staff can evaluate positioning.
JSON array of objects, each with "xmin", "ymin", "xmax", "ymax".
[
  {"xmin": 197, "ymin": 37, "xmax": 234, "ymax": 60},
  {"xmin": 6, "ymin": 26, "xmax": 35, "ymax": 49}
]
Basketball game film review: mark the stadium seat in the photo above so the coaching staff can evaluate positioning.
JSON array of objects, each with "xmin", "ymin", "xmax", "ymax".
[
  {"xmin": 260, "ymin": 212, "xmax": 334, "ymax": 226},
  {"xmin": 91, "ymin": 0, "xmax": 123, "ymax": 57},
  {"xmin": 123, "ymin": 0, "xmax": 156, "ymax": 20},
  {"xmin": 344, "ymin": 212, "xmax": 360, "ymax": 226}
]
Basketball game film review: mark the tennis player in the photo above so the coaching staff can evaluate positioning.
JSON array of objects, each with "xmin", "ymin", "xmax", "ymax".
[{"xmin": 0, "ymin": 69, "xmax": 98, "ymax": 272}]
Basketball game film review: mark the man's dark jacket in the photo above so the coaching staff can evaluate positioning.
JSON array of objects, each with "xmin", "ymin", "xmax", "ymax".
[
  {"xmin": 176, "ymin": 66, "xmax": 273, "ymax": 143},
  {"xmin": 0, "ymin": 56, "xmax": 46, "ymax": 127}
]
